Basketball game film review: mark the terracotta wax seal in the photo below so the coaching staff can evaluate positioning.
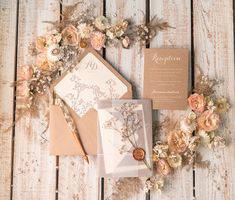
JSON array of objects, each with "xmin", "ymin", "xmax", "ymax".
[{"xmin": 132, "ymin": 147, "xmax": 145, "ymax": 161}]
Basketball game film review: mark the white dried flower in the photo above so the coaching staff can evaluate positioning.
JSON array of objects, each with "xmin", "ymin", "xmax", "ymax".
[
  {"xmin": 188, "ymin": 136, "xmax": 201, "ymax": 151},
  {"xmin": 47, "ymin": 44, "xmax": 64, "ymax": 62},
  {"xmin": 144, "ymin": 177, "xmax": 164, "ymax": 193},
  {"xmin": 46, "ymin": 29, "xmax": 62, "ymax": 45},
  {"xmin": 180, "ymin": 116, "xmax": 197, "ymax": 134},
  {"xmin": 153, "ymin": 141, "xmax": 169, "ymax": 158},
  {"xmin": 167, "ymin": 153, "xmax": 182, "ymax": 168},
  {"xmin": 208, "ymin": 135, "xmax": 226, "ymax": 149},
  {"xmin": 94, "ymin": 16, "xmax": 110, "ymax": 30},
  {"xmin": 77, "ymin": 23, "xmax": 94, "ymax": 38}
]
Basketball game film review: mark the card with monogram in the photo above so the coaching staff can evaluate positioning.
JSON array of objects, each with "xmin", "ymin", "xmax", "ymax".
[
  {"xmin": 97, "ymin": 99, "xmax": 152, "ymax": 177},
  {"xmin": 143, "ymin": 48, "xmax": 189, "ymax": 110},
  {"xmin": 49, "ymin": 49, "xmax": 132, "ymax": 155}
]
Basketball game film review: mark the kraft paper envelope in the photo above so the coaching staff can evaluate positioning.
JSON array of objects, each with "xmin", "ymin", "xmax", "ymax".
[{"xmin": 49, "ymin": 49, "xmax": 132, "ymax": 155}]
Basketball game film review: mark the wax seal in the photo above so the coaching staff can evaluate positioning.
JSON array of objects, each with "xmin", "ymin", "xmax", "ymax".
[{"xmin": 132, "ymin": 147, "xmax": 145, "ymax": 161}]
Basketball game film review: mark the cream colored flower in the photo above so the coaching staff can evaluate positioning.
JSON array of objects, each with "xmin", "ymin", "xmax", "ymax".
[
  {"xmin": 35, "ymin": 36, "xmax": 47, "ymax": 52},
  {"xmin": 46, "ymin": 29, "xmax": 62, "ymax": 45},
  {"xmin": 61, "ymin": 25, "xmax": 80, "ymax": 46},
  {"xmin": 215, "ymin": 97, "xmax": 230, "ymax": 113},
  {"xmin": 197, "ymin": 110, "xmax": 220, "ymax": 132},
  {"xmin": 168, "ymin": 130, "xmax": 191, "ymax": 153},
  {"xmin": 77, "ymin": 23, "xmax": 94, "ymax": 38},
  {"xmin": 188, "ymin": 93, "xmax": 206, "ymax": 113},
  {"xmin": 188, "ymin": 136, "xmax": 201, "ymax": 151},
  {"xmin": 156, "ymin": 159, "xmax": 171, "ymax": 176},
  {"xmin": 121, "ymin": 36, "xmax": 130, "ymax": 48},
  {"xmin": 94, "ymin": 16, "xmax": 110, "ymax": 30},
  {"xmin": 90, "ymin": 31, "xmax": 105, "ymax": 50},
  {"xmin": 180, "ymin": 117, "xmax": 197, "ymax": 134},
  {"xmin": 47, "ymin": 44, "xmax": 64, "ymax": 62},
  {"xmin": 153, "ymin": 141, "xmax": 169, "ymax": 158},
  {"xmin": 167, "ymin": 153, "xmax": 182, "ymax": 168},
  {"xmin": 198, "ymin": 129, "xmax": 211, "ymax": 145}
]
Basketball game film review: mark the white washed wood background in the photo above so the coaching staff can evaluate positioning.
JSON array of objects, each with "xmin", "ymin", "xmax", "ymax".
[{"xmin": 0, "ymin": 0, "xmax": 234, "ymax": 200}]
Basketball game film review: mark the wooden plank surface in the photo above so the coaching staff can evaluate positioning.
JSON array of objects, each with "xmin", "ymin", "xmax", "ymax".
[
  {"xmin": 103, "ymin": 0, "xmax": 147, "ymax": 199},
  {"xmin": 12, "ymin": 0, "xmax": 60, "ymax": 199},
  {"xmin": 57, "ymin": 1, "xmax": 103, "ymax": 200},
  {"xmin": 193, "ymin": 0, "xmax": 235, "ymax": 200},
  {"xmin": 150, "ymin": 1, "xmax": 194, "ymax": 200},
  {"xmin": 0, "ymin": 0, "xmax": 234, "ymax": 199},
  {"xmin": 0, "ymin": 0, "xmax": 17, "ymax": 199}
]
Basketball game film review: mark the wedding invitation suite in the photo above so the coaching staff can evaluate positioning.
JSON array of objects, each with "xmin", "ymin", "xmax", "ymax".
[
  {"xmin": 143, "ymin": 48, "xmax": 189, "ymax": 110},
  {"xmin": 49, "ymin": 49, "xmax": 132, "ymax": 155},
  {"xmin": 97, "ymin": 99, "xmax": 152, "ymax": 177}
]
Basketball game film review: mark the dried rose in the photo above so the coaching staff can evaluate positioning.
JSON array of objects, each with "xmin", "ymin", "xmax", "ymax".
[
  {"xmin": 197, "ymin": 110, "xmax": 220, "ymax": 132},
  {"xmin": 168, "ymin": 130, "xmax": 191, "ymax": 153},
  {"xmin": 90, "ymin": 31, "xmax": 105, "ymax": 50},
  {"xmin": 156, "ymin": 159, "xmax": 171, "ymax": 176},
  {"xmin": 18, "ymin": 65, "xmax": 33, "ymax": 80},
  {"xmin": 62, "ymin": 25, "xmax": 80, "ymax": 46},
  {"xmin": 94, "ymin": 16, "xmax": 110, "ymax": 30},
  {"xmin": 17, "ymin": 81, "xmax": 29, "ymax": 97},
  {"xmin": 215, "ymin": 97, "xmax": 230, "ymax": 113},
  {"xmin": 35, "ymin": 36, "xmax": 47, "ymax": 52},
  {"xmin": 36, "ymin": 53, "xmax": 56, "ymax": 72},
  {"xmin": 188, "ymin": 93, "xmax": 206, "ymax": 113}
]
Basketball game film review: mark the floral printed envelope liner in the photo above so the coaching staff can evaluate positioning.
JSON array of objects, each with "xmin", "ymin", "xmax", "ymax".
[{"xmin": 97, "ymin": 99, "xmax": 153, "ymax": 177}]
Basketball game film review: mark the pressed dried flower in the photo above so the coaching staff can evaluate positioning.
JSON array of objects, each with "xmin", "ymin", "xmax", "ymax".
[
  {"xmin": 144, "ymin": 177, "xmax": 164, "ymax": 193},
  {"xmin": 121, "ymin": 36, "xmax": 130, "ymax": 48},
  {"xmin": 180, "ymin": 117, "xmax": 197, "ymax": 134},
  {"xmin": 167, "ymin": 153, "xmax": 182, "ymax": 168},
  {"xmin": 188, "ymin": 136, "xmax": 201, "ymax": 151},
  {"xmin": 208, "ymin": 135, "xmax": 226, "ymax": 149},
  {"xmin": 168, "ymin": 130, "xmax": 191, "ymax": 153}
]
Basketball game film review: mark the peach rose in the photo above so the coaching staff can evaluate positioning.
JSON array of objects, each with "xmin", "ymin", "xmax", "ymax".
[
  {"xmin": 188, "ymin": 93, "xmax": 206, "ymax": 113},
  {"xmin": 36, "ymin": 53, "xmax": 56, "ymax": 71},
  {"xmin": 17, "ymin": 81, "xmax": 29, "ymax": 97},
  {"xmin": 35, "ymin": 36, "xmax": 47, "ymax": 52},
  {"xmin": 90, "ymin": 31, "xmax": 105, "ymax": 50},
  {"xmin": 168, "ymin": 130, "xmax": 191, "ymax": 153},
  {"xmin": 18, "ymin": 65, "xmax": 33, "ymax": 80},
  {"xmin": 197, "ymin": 110, "xmax": 220, "ymax": 132},
  {"xmin": 61, "ymin": 25, "xmax": 79, "ymax": 46},
  {"xmin": 156, "ymin": 159, "xmax": 171, "ymax": 176}
]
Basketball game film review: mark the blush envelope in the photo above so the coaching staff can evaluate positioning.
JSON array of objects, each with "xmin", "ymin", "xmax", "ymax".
[{"xmin": 49, "ymin": 49, "xmax": 132, "ymax": 155}]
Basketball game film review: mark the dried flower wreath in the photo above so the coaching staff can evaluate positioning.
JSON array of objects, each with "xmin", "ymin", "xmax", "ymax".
[{"xmin": 9, "ymin": 2, "xmax": 231, "ymax": 197}]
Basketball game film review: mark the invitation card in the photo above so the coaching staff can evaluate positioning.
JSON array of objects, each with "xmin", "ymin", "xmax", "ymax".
[
  {"xmin": 143, "ymin": 48, "xmax": 189, "ymax": 110},
  {"xmin": 97, "ymin": 99, "xmax": 152, "ymax": 177}
]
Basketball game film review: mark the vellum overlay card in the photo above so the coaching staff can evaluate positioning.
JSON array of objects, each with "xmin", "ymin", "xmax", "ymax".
[
  {"xmin": 143, "ymin": 48, "xmax": 189, "ymax": 110},
  {"xmin": 97, "ymin": 100, "xmax": 152, "ymax": 177}
]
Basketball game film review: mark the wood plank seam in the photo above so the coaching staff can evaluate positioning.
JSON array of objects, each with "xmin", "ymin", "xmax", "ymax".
[{"xmin": 10, "ymin": 0, "xmax": 19, "ymax": 199}]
